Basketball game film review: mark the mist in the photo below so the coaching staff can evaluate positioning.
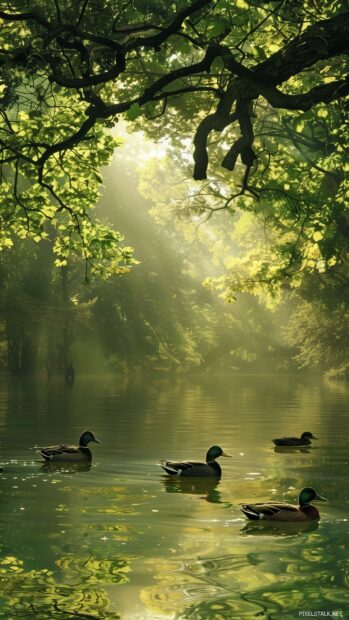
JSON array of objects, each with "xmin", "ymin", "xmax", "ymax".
[{"xmin": 0, "ymin": 129, "xmax": 294, "ymax": 378}]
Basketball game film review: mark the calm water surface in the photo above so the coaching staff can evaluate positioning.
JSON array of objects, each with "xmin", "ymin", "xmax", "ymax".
[{"xmin": 0, "ymin": 374, "xmax": 348, "ymax": 620}]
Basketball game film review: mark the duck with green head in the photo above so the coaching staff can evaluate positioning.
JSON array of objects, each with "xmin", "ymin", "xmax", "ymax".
[
  {"xmin": 159, "ymin": 445, "xmax": 232, "ymax": 478},
  {"xmin": 241, "ymin": 487, "xmax": 326, "ymax": 522},
  {"xmin": 38, "ymin": 430, "xmax": 100, "ymax": 463}
]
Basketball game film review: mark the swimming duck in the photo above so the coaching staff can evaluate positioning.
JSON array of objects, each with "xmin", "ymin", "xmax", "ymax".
[
  {"xmin": 38, "ymin": 430, "xmax": 100, "ymax": 462},
  {"xmin": 272, "ymin": 431, "xmax": 317, "ymax": 447},
  {"xmin": 159, "ymin": 445, "xmax": 232, "ymax": 478},
  {"xmin": 241, "ymin": 487, "xmax": 326, "ymax": 522}
]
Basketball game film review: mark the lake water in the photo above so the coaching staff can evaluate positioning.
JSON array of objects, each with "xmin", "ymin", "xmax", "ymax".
[{"xmin": 0, "ymin": 373, "xmax": 348, "ymax": 620}]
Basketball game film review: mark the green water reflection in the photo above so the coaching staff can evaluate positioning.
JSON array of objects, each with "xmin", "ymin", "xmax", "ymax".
[{"xmin": 0, "ymin": 374, "xmax": 348, "ymax": 619}]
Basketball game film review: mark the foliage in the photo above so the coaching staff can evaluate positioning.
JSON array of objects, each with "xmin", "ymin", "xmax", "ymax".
[
  {"xmin": 0, "ymin": 83, "xmax": 135, "ymax": 276},
  {"xmin": 138, "ymin": 119, "xmax": 349, "ymax": 373},
  {"xmin": 1, "ymin": 0, "xmax": 348, "ymax": 374},
  {"xmin": 0, "ymin": 27, "xmax": 137, "ymax": 278},
  {"xmin": 0, "ymin": 0, "xmax": 348, "ymax": 282},
  {"xmin": 195, "ymin": 98, "xmax": 349, "ymax": 302},
  {"xmin": 283, "ymin": 296, "xmax": 349, "ymax": 377}
]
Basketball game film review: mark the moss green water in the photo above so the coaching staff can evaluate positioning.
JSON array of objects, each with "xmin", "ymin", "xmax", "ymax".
[{"xmin": 0, "ymin": 374, "xmax": 348, "ymax": 619}]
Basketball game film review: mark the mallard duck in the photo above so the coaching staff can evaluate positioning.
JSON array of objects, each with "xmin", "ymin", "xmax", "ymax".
[
  {"xmin": 272, "ymin": 431, "xmax": 317, "ymax": 447},
  {"xmin": 241, "ymin": 487, "xmax": 326, "ymax": 522},
  {"xmin": 38, "ymin": 430, "xmax": 100, "ymax": 462},
  {"xmin": 159, "ymin": 445, "xmax": 232, "ymax": 478}
]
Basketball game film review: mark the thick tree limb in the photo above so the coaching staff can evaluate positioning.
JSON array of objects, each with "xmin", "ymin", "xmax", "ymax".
[
  {"xmin": 0, "ymin": 10, "xmax": 50, "ymax": 28},
  {"xmin": 193, "ymin": 84, "xmax": 238, "ymax": 179},
  {"xmin": 192, "ymin": 11, "xmax": 349, "ymax": 178},
  {"xmin": 254, "ymin": 11, "xmax": 349, "ymax": 85}
]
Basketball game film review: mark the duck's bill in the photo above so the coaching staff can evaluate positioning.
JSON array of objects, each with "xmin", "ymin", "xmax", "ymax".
[
  {"xmin": 222, "ymin": 451, "xmax": 232, "ymax": 457},
  {"xmin": 314, "ymin": 493, "xmax": 327, "ymax": 501},
  {"xmin": 93, "ymin": 437, "xmax": 101, "ymax": 443},
  {"xmin": 312, "ymin": 436, "xmax": 318, "ymax": 440}
]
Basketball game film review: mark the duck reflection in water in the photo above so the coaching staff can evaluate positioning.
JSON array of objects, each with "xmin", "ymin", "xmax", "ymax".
[
  {"xmin": 40, "ymin": 461, "xmax": 92, "ymax": 474},
  {"xmin": 161, "ymin": 477, "xmax": 222, "ymax": 504},
  {"xmin": 240, "ymin": 519, "xmax": 319, "ymax": 537},
  {"xmin": 273, "ymin": 446, "xmax": 313, "ymax": 454}
]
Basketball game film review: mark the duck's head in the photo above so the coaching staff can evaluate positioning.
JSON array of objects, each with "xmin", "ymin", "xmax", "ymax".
[
  {"xmin": 299, "ymin": 487, "xmax": 326, "ymax": 507},
  {"xmin": 79, "ymin": 431, "xmax": 101, "ymax": 447},
  {"xmin": 206, "ymin": 445, "xmax": 232, "ymax": 462},
  {"xmin": 301, "ymin": 431, "xmax": 317, "ymax": 440}
]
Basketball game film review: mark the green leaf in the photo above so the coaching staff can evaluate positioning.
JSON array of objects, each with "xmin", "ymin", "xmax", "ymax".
[
  {"xmin": 209, "ymin": 18, "xmax": 230, "ymax": 38},
  {"xmin": 236, "ymin": 0, "xmax": 249, "ymax": 8},
  {"xmin": 293, "ymin": 118, "xmax": 304, "ymax": 133},
  {"xmin": 94, "ymin": 172, "xmax": 103, "ymax": 183},
  {"xmin": 126, "ymin": 104, "xmax": 142, "ymax": 121}
]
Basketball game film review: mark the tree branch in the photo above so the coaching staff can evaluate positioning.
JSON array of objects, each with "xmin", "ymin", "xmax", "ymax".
[
  {"xmin": 192, "ymin": 11, "xmax": 349, "ymax": 178},
  {"xmin": 124, "ymin": 0, "xmax": 213, "ymax": 51},
  {"xmin": 1, "ymin": 4, "xmax": 348, "ymax": 185}
]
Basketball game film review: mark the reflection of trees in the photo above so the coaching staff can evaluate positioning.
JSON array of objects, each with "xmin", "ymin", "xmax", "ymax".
[
  {"xmin": 0, "ymin": 461, "xmax": 147, "ymax": 618},
  {"xmin": 0, "ymin": 553, "xmax": 130, "ymax": 619},
  {"xmin": 181, "ymin": 598, "xmax": 263, "ymax": 619},
  {"xmin": 140, "ymin": 520, "xmax": 349, "ymax": 619},
  {"xmin": 55, "ymin": 555, "xmax": 131, "ymax": 585},
  {"xmin": 140, "ymin": 553, "xmax": 268, "ymax": 617}
]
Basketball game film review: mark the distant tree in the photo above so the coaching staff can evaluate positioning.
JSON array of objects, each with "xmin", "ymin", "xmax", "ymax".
[{"xmin": 284, "ymin": 298, "xmax": 349, "ymax": 377}]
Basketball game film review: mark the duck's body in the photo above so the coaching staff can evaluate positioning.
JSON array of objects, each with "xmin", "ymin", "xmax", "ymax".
[
  {"xmin": 159, "ymin": 445, "xmax": 231, "ymax": 478},
  {"xmin": 160, "ymin": 459, "xmax": 222, "ymax": 477},
  {"xmin": 38, "ymin": 431, "xmax": 100, "ymax": 463},
  {"xmin": 241, "ymin": 487, "xmax": 326, "ymax": 522},
  {"xmin": 39, "ymin": 444, "xmax": 93, "ymax": 462},
  {"xmin": 272, "ymin": 431, "xmax": 317, "ymax": 447}
]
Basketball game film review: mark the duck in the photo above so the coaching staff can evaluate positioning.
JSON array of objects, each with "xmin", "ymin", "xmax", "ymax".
[
  {"xmin": 38, "ymin": 430, "xmax": 100, "ymax": 462},
  {"xmin": 241, "ymin": 487, "xmax": 326, "ymax": 522},
  {"xmin": 272, "ymin": 431, "xmax": 317, "ymax": 447},
  {"xmin": 159, "ymin": 445, "xmax": 232, "ymax": 478}
]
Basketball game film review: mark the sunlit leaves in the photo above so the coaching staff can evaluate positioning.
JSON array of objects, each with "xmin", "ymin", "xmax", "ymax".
[
  {"xmin": 208, "ymin": 17, "xmax": 230, "ymax": 39},
  {"xmin": 0, "ymin": 0, "xmax": 348, "ymax": 288},
  {"xmin": 293, "ymin": 118, "xmax": 305, "ymax": 133},
  {"xmin": 284, "ymin": 300, "xmax": 349, "ymax": 376},
  {"xmin": 0, "ymin": 79, "xmax": 135, "ymax": 277}
]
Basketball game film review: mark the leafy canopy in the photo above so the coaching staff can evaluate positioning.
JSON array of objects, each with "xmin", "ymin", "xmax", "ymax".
[{"xmin": 0, "ymin": 0, "xmax": 348, "ymax": 283}]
